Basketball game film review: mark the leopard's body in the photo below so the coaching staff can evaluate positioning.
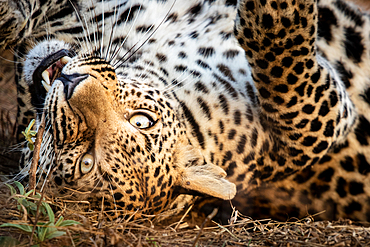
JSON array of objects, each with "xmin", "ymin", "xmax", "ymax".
[{"xmin": 1, "ymin": 0, "xmax": 370, "ymax": 221}]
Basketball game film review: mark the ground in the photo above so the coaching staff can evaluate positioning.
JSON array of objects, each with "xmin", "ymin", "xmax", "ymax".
[
  {"xmin": 0, "ymin": 187, "xmax": 369, "ymax": 246},
  {"xmin": 1, "ymin": 0, "xmax": 370, "ymax": 246},
  {"xmin": 0, "ymin": 182, "xmax": 369, "ymax": 246}
]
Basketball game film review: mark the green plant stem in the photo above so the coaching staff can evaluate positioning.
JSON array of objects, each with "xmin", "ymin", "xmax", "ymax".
[{"xmin": 29, "ymin": 186, "xmax": 46, "ymax": 246}]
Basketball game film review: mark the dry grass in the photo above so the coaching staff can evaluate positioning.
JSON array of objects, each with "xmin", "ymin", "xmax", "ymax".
[{"xmin": 0, "ymin": 185, "xmax": 370, "ymax": 247}]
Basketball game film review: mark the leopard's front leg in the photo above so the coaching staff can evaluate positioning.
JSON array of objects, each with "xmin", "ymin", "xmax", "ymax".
[{"xmin": 234, "ymin": 0, "xmax": 356, "ymax": 169}]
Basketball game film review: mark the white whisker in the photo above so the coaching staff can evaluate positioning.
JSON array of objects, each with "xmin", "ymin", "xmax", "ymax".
[
  {"xmin": 111, "ymin": 4, "xmax": 143, "ymax": 67},
  {"xmin": 114, "ymin": 0, "xmax": 176, "ymax": 69}
]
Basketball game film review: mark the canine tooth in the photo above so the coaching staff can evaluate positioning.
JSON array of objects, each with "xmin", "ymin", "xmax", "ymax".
[
  {"xmin": 42, "ymin": 70, "xmax": 50, "ymax": 85},
  {"xmin": 41, "ymin": 80, "xmax": 51, "ymax": 92},
  {"xmin": 60, "ymin": 56, "xmax": 71, "ymax": 65}
]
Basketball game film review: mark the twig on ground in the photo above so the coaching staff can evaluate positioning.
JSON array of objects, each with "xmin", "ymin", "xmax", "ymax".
[
  {"xmin": 29, "ymin": 111, "xmax": 46, "ymax": 247},
  {"xmin": 192, "ymin": 208, "xmax": 218, "ymax": 247},
  {"xmin": 29, "ymin": 112, "xmax": 46, "ymax": 192},
  {"xmin": 174, "ymin": 204, "xmax": 193, "ymax": 231}
]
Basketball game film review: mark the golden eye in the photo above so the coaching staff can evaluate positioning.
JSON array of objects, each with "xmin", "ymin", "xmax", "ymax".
[
  {"xmin": 129, "ymin": 113, "xmax": 155, "ymax": 129},
  {"xmin": 80, "ymin": 153, "xmax": 94, "ymax": 174}
]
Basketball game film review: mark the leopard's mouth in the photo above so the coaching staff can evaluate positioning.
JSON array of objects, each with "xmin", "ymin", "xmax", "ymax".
[
  {"xmin": 40, "ymin": 56, "xmax": 71, "ymax": 91},
  {"xmin": 32, "ymin": 49, "xmax": 73, "ymax": 93}
]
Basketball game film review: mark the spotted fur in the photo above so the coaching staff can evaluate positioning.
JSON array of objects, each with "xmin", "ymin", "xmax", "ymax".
[{"xmin": 2, "ymin": 0, "xmax": 370, "ymax": 221}]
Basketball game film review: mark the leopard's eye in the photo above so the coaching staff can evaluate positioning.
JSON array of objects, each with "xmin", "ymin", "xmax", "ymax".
[
  {"xmin": 129, "ymin": 113, "xmax": 155, "ymax": 129},
  {"xmin": 80, "ymin": 153, "xmax": 94, "ymax": 174},
  {"xmin": 129, "ymin": 109, "xmax": 159, "ymax": 129}
]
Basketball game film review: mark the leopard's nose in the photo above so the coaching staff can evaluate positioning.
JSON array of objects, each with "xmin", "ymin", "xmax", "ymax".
[{"xmin": 59, "ymin": 73, "xmax": 89, "ymax": 100}]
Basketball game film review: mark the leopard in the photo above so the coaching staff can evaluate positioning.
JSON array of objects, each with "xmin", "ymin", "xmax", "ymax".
[{"xmin": 1, "ymin": 0, "xmax": 370, "ymax": 222}]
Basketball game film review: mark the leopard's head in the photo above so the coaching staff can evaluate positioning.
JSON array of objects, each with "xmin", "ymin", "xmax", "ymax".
[{"xmin": 22, "ymin": 40, "xmax": 236, "ymax": 217}]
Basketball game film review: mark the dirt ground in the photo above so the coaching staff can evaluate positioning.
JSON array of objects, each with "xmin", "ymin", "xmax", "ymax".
[
  {"xmin": 0, "ymin": 184, "xmax": 370, "ymax": 246},
  {"xmin": 1, "ymin": 0, "xmax": 370, "ymax": 246}
]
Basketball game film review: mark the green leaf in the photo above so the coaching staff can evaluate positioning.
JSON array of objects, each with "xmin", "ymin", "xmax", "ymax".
[
  {"xmin": 0, "ymin": 236, "xmax": 20, "ymax": 247},
  {"xmin": 37, "ymin": 222, "xmax": 53, "ymax": 242},
  {"xmin": 29, "ymin": 201, "xmax": 38, "ymax": 211},
  {"xmin": 0, "ymin": 223, "xmax": 33, "ymax": 233},
  {"xmin": 58, "ymin": 220, "xmax": 82, "ymax": 227},
  {"xmin": 13, "ymin": 181, "xmax": 25, "ymax": 195},
  {"xmin": 5, "ymin": 184, "xmax": 16, "ymax": 196},
  {"xmin": 25, "ymin": 119, "xmax": 35, "ymax": 132},
  {"xmin": 42, "ymin": 202, "xmax": 55, "ymax": 223},
  {"xmin": 29, "ymin": 130, "xmax": 37, "ymax": 137},
  {"xmin": 27, "ymin": 142, "xmax": 35, "ymax": 151},
  {"xmin": 19, "ymin": 198, "xmax": 29, "ymax": 207},
  {"xmin": 24, "ymin": 189, "xmax": 34, "ymax": 197},
  {"xmin": 54, "ymin": 216, "xmax": 64, "ymax": 227},
  {"xmin": 45, "ymin": 230, "xmax": 66, "ymax": 240},
  {"xmin": 37, "ymin": 226, "xmax": 47, "ymax": 242}
]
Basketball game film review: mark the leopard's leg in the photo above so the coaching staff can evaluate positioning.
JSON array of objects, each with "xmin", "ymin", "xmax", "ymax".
[{"xmin": 234, "ymin": 0, "xmax": 356, "ymax": 171}]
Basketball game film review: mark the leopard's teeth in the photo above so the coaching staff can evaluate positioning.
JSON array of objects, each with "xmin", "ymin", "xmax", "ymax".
[
  {"xmin": 42, "ymin": 70, "xmax": 50, "ymax": 85},
  {"xmin": 60, "ymin": 56, "xmax": 71, "ymax": 65},
  {"xmin": 41, "ymin": 80, "xmax": 51, "ymax": 92}
]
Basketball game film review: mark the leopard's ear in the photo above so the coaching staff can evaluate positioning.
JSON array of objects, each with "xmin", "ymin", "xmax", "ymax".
[
  {"xmin": 173, "ymin": 144, "xmax": 236, "ymax": 200},
  {"xmin": 178, "ymin": 163, "xmax": 236, "ymax": 200}
]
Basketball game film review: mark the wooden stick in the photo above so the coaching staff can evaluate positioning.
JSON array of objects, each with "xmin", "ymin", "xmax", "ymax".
[
  {"xmin": 192, "ymin": 208, "xmax": 218, "ymax": 247},
  {"xmin": 29, "ymin": 111, "xmax": 46, "ymax": 193}
]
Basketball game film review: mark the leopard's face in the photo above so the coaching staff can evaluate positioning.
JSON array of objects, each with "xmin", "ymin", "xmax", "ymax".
[{"xmin": 23, "ymin": 40, "xmax": 236, "ymax": 216}]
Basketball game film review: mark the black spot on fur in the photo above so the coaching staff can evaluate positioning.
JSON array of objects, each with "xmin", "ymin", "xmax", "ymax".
[
  {"xmin": 295, "ymin": 82, "xmax": 307, "ymax": 96},
  {"xmin": 294, "ymin": 167, "xmax": 315, "ymax": 184},
  {"xmin": 310, "ymin": 118, "xmax": 322, "ymax": 132},
  {"xmin": 340, "ymin": 156, "xmax": 354, "ymax": 171},
  {"xmin": 302, "ymin": 104, "xmax": 315, "ymax": 114},
  {"xmin": 343, "ymin": 27, "xmax": 364, "ymax": 64},
  {"xmin": 180, "ymin": 101, "xmax": 205, "ymax": 149},
  {"xmin": 198, "ymin": 47, "xmax": 215, "ymax": 58},
  {"xmin": 349, "ymin": 182, "xmax": 364, "ymax": 195},
  {"xmin": 218, "ymin": 94, "xmax": 229, "ymax": 115},
  {"xmin": 354, "ymin": 115, "xmax": 370, "ymax": 145},
  {"xmin": 357, "ymin": 153, "xmax": 370, "ymax": 175},
  {"xmin": 118, "ymin": 5, "xmax": 142, "ymax": 23},
  {"xmin": 319, "ymin": 101, "xmax": 329, "ymax": 116},
  {"xmin": 317, "ymin": 7, "xmax": 337, "ymax": 42},
  {"xmin": 313, "ymin": 141, "xmax": 328, "ymax": 154},
  {"xmin": 197, "ymin": 97, "xmax": 212, "ymax": 120},
  {"xmin": 262, "ymin": 14, "xmax": 274, "ymax": 29},
  {"xmin": 335, "ymin": 61, "xmax": 353, "ymax": 88},
  {"xmin": 222, "ymin": 151, "xmax": 233, "ymax": 167},
  {"xmin": 318, "ymin": 167, "xmax": 334, "ymax": 182},
  {"xmin": 226, "ymin": 162, "xmax": 237, "ymax": 176},
  {"xmin": 213, "ymin": 73, "xmax": 238, "ymax": 98},
  {"xmin": 360, "ymin": 84, "xmax": 370, "ymax": 107},
  {"xmin": 237, "ymin": 135, "xmax": 247, "ymax": 154},
  {"xmin": 324, "ymin": 120, "xmax": 334, "ymax": 137},
  {"xmin": 188, "ymin": 3, "xmax": 202, "ymax": 16},
  {"xmin": 310, "ymin": 183, "xmax": 330, "ymax": 198},
  {"xmin": 344, "ymin": 201, "xmax": 362, "ymax": 215},
  {"xmin": 302, "ymin": 136, "xmax": 317, "ymax": 146},
  {"xmin": 243, "ymin": 152, "xmax": 255, "ymax": 165},
  {"xmin": 336, "ymin": 177, "xmax": 347, "ymax": 197},
  {"xmin": 333, "ymin": 0, "xmax": 364, "ymax": 26},
  {"xmin": 223, "ymin": 49, "xmax": 239, "ymax": 59},
  {"xmin": 194, "ymin": 81, "xmax": 209, "ymax": 94}
]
